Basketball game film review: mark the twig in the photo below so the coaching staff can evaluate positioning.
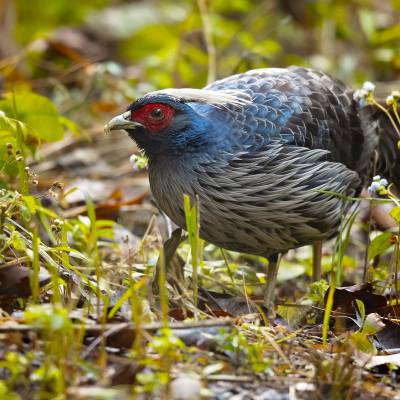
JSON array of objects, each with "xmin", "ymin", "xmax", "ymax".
[
  {"xmin": 205, "ymin": 375, "xmax": 253, "ymax": 382},
  {"xmin": 0, "ymin": 318, "xmax": 234, "ymax": 334},
  {"xmin": 81, "ymin": 323, "xmax": 130, "ymax": 359},
  {"xmin": 0, "ymin": 256, "xmax": 29, "ymax": 269},
  {"xmin": 262, "ymin": 331, "xmax": 291, "ymax": 364}
]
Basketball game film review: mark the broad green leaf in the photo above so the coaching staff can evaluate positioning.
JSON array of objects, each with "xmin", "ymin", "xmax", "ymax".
[
  {"xmin": 390, "ymin": 207, "xmax": 400, "ymax": 223},
  {"xmin": 0, "ymin": 91, "xmax": 65, "ymax": 141},
  {"xmin": 368, "ymin": 232, "xmax": 393, "ymax": 259}
]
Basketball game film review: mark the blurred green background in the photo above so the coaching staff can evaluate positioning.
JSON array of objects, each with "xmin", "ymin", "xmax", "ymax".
[{"xmin": 1, "ymin": 0, "xmax": 399, "ymax": 123}]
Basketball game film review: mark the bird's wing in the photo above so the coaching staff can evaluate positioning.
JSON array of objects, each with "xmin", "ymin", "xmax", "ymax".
[{"xmin": 204, "ymin": 66, "xmax": 376, "ymax": 179}]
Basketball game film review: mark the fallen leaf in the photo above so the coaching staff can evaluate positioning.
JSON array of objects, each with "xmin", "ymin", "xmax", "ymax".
[
  {"xmin": 0, "ymin": 266, "xmax": 50, "ymax": 299},
  {"xmin": 365, "ymin": 353, "xmax": 400, "ymax": 368},
  {"xmin": 376, "ymin": 319, "xmax": 400, "ymax": 351},
  {"xmin": 326, "ymin": 283, "xmax": 387, "ymax": 314}
]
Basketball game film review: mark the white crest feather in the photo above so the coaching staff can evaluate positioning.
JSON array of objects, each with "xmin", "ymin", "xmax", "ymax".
[{"xmin": 153, "ymin": 88, "xmax": 252, "ymax": 108}]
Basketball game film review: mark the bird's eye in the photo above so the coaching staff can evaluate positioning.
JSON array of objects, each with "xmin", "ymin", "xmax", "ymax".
[
  {"xmin": 150, "ymin": 107, "xmax": 165, "ymax": 121},
  {"xmin": 130, "ymin": 103, "xmax": 174, "ymax": 132}
]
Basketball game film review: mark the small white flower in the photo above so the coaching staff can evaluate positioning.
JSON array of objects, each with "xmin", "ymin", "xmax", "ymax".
[
  {"xmin": 386, "ymin": 95, "xmax": 395, "ymax": 106},
  {"xmin": 129, "ymin": 153, "xmax": 148, "ymax": 172},
  {"xmin": 368, "ymin": 181, "xmax": 381, "ymax": 194},
  {"xmin": 129, "ymin": 154, "xmax": 140, "ymax": 172},
  {"xmin": 387, "ymin": 90, "xmax": 400, "ymax": 105},
  {"xmin": 353, "ymin": 89, "xmax": 367, "ymax": 101},
  {"xmin": 368, "ymin": 176, "xmax": 388, "ymax": 194},
  {"xmin": 362, "ymin": 81, "xmax": 375, "ymax": 93},
  {"xmin": 392, "ymin": 90, "xmax": 400, "ymax": 99},
  {"xmin": 379, "ymin": 178, "xmax": 388, "ymax": 187}
]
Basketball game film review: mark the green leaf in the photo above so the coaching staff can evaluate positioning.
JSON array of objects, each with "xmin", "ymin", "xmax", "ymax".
[
  {"xmin": 362, "ymin": 313, "xmax": 385, "ymax": 335},
  {"xmin": 9, "ymin": 231, "xmax": 26, "ymax": 252},
  {"xmin": 0, "ymin": 138, "xmax": 18, "ymax": 178},
  {"xmin": 350, "ymin": 332, "xmax": 376, "ymax": 355},
  {"xmin": 59, "ymin": 116, "xmax": 80, "ymax": 136},
  {"xmin": 19, "ymin": 204, "xmax": 31, "ymax": 222},
  {"xmin": 308, "ymin": 280, "xmax": 330, "ymax": 303},
  {"xmin": 0, "ymin": 91, "xmax": 65, "ymax": 141},
  {"xmin": 355, "ymin": 299, "xmax": 365, "ymax": 321},
  {"xmin": 323, "ymin": 285, "xmax": 335, "ymax": 346},
  {"xmin": 390, "ymin": 207, "xmax": 400, "ymax": 223},
  {"xmin": 277, "ymin": 261, "xmax": 305, "ymax": 281},
  {"xmin": 22, "ymin": 196, "xmax": 37, "ymax": 214},
  {"xmin": 359, "ymin": 9, "xmax": 376, "ymax": 40},
  {"xmin": 108, "ymin": 286, "xmax": 133, "ymax": 318},
  {"xmin": 368, "ymin": 232, "xmax": 393, "ymax": 259}
]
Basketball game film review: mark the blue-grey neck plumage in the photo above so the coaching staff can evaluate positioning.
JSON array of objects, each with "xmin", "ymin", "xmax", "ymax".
[{"xmin": 105, "ymin": 67, "xmax": 400, "ymax": 257}]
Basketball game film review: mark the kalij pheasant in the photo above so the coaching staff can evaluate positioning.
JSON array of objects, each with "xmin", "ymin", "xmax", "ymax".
[{"xmin": 105, "ymin": 67, "xmax": 400, "ymax": 308}]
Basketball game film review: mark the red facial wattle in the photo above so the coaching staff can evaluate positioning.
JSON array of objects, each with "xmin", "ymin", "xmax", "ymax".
[{"xmin": 131, "ymin": 103, "xmax": 175, "ymax": 133}]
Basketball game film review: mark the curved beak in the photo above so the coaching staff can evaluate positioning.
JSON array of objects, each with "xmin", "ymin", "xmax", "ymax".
[{"xmin": 104, "ymin": 111, "xmax": 144, "ymax": 134}]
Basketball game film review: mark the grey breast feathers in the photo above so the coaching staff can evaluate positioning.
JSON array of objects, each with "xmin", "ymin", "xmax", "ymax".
[{"xmin": 149, "ymin": 144, "xmax": 360, "ymax": 257}]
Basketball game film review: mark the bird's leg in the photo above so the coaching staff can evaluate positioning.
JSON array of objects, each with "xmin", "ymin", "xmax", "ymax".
[
  {"xmin": 152, "ymin": 228, "xmax": 184, "ymax": 295},
  {"xmin": 264, "ymin": 253, "xmax": 281, "ymax": 311},
  {"xmin": 312, "ymin": 241, "xmax": 323, "ymax": 281}
]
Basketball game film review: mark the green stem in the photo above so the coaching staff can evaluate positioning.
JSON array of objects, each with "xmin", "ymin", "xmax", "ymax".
[
  {"xmin": 371, "ymin": 99, "xmax": 400, "ymax": 137},
  {"xmin": 158, "ymin": 248, "xmax": 169, "ymax": 327},
  {"xmin": 16, "ymin": 122, "xmax": 29, "ymax": 196},
  {"xmin": 31, "ymin": 227, "xmax": 40, "ymax": 302},
  {"xmin": 322, "ymin": 281, "xmax": 335, "ymax": 347},
  {"xmin": 392, "ymin": 101, "xmax": 400, "ymax": 127},
  {"xmin": 184, "ymin": 194, "xmax": 200, "ymax": 313}
]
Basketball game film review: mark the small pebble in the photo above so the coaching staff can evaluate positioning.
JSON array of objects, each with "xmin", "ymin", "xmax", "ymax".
[{"xmin": 170, "ymin": 374, "xmax": 202, "ymax": 400}]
